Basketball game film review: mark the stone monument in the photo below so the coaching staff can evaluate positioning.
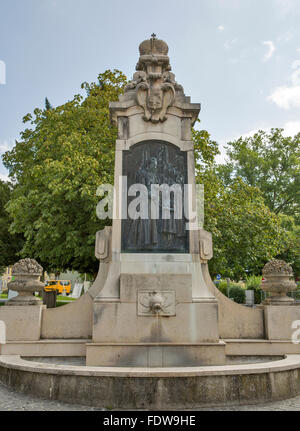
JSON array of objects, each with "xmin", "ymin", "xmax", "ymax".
[
  {"xmin": 86, "ymin": 35, "xmax": 225, "ymax": 367},
  {"xmin": 2, "ymin": 37, "xmax": 300, "ymax": 410}
]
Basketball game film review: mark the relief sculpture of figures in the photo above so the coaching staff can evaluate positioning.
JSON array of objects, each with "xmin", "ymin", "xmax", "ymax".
[
  {"xmin": 122, "ymin": 140, "xmax": 188, "ymax": 253},
  {"xmin": 127, "ymin": 149, "xmax": 159, "ymax": 249}
]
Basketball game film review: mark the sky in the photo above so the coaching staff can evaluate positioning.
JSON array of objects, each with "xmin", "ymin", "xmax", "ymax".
[{"xmin": 0, "ymin": 0, "xmax": 300, "ymax": 180}]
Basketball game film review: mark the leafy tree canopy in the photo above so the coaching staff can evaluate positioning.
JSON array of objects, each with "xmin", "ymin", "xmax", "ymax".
[
  {"xmin": 217, "ymin": 128, "xmax": 300, "ymax": 216},
  {"xmin": 3, "ymin": 70, "xmax": 127, "ymax": 274},
  {"xmin": 2, "ymin": 72, "xmax": 293, "ymax": 279},
  {"xmin": 195, "ymin": 163, "xmax": 285, "ymax": 279},
  {"xmin": 0, "ymin": 180, "xmax": 24, "ymax": 273},
  {"xmin": 215, "ymin": 128, "xmax": 300, "ymax": 277}
]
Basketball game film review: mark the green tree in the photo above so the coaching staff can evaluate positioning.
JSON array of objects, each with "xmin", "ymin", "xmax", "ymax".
[
  {"xmin": 200, "ymin": 172, "xmax": 284, "ymax": 279},
  {"xmin": 216, "ymin": 128, "xmax": 300, "ymax": 276},
  {"xmin": 0, "ymin": 180, "xmax": 24, "ymax": 272},
  {"xmin": 193, "ymin": 128, "xmax": 285, "ymax": 279},
  {"xmin": 3, "ymin": 70, "xmax": 127, "ymax": 275},
  {"xmin": 44, "ymin": 97, "xmax": 52, "ymax": 111},
  {"xmin": 218, "ymin": 128, "xmax": 300, "ymax": 215}
]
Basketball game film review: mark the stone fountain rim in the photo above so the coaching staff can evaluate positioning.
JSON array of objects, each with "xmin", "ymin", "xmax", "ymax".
[{"xmin": 1, "ymin": 353, "xmax": 300, "ymax": 377}]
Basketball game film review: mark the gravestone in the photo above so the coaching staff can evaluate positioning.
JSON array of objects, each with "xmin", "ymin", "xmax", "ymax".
[
  {"xmin": 7, "ymin": 289, "xmax": 18, "ymax": 300},
  {"xmin": 71, "ymin": 283, "xmax": 83, "ymax": 299},
  {"xmin": 245, "ymin": 290, "xmax": 255, "ymax": 307},
  {"xmin": 83, "ymin": 281, "xmax": 91, "ymax": 293},
  {"xmin": 86, "ymin": 36, "xmax": 224, "ymax": 367}
]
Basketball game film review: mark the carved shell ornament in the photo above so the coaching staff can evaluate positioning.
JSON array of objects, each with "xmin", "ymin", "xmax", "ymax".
[{"xmin": 124, "ymin": 34, "xmax": 183, "ymax": 124}]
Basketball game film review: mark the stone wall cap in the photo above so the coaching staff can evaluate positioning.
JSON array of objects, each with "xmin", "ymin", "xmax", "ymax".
[{"xmin": 1, "ymin": 354, "xmax": 300, "ymax": 378}]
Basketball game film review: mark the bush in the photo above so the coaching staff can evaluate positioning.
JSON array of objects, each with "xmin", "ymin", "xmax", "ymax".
[
  {"xmin": 215, "ymin": 279, "xmax": 246, "ymax": 304},
  {"xmin": 216, "ymin": 280, "xmax": 228, "ymax": 296},
  {"xmin": 228, "ymin": 284, "xmax": 246, "ymax": 304}
]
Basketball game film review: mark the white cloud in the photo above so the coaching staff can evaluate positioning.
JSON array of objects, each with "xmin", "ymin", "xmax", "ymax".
[
  {"xmin": 277, "ymin": 31, "xmax": 293, "ymax": 43},
  {"xmin": 0, "ymin": 140, "xmax": 13, "ymax": 153},
  {"xmin": 0, "ymin": 173, "xmax": 11, "ymax": 183},
  {"xmin": 218, "ymin": 25, "xmax": 225, "ymax": 32},
  {"xmin": 224, "ymin": 38, "xmax": 238, "ymax": 50},
  {"xmin": 291, "ymin": 60, "xmax": 300, "ymax": 85},
  {"xmin": 276, "ymin": 0, "xmax": 294, "ymax": 14},
  {"xmin": 262, "ymin": 41, "xmax": 276, "ymax": 62},
  {"xmin": 268, "ymin": 60, "xmax": 300, "ymax": 109},
  {"xmin": 268, "ymin": 85, "xmax": 300, "ymax": 109},
  {"xmin": 282, "ymin": 121, "xmax": 300, "ymax": 136}
]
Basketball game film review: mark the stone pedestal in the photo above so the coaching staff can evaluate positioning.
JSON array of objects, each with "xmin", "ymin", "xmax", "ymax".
[
  {"xmin": 87, "ymin": 253, "xmax": 224, "ymax": 366},
  {"xmin": 0, "ymin": 305, "xmax": 45, "ymax": 341},
  {"xmin": 264, "ymin": 305, "xmax": 300, "ymax": 340}
]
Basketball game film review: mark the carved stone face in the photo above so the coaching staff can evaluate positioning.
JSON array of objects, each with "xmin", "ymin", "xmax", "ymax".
[{"xmin": 148, "ymin": 87, "xmax": 162, "ymax": 111}]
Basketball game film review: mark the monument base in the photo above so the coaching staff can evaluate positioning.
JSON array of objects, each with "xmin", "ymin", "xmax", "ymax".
[
  {"xmin": 0, "ymin": 305, "xmax": 45, "ymax": 341},
  {"xmin": 5, "ymin": 295, "xmax": 42, "ymax": 306},
  {"xmin": 86, "ymin": 341, "xmax": 226, "ymax": 367},
  {"xmin": 264, "ymin": 305, "xmax": 300, "ymax": 340}
]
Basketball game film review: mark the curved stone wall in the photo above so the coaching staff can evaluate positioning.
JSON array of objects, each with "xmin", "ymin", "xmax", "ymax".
[
  {"xmin": 1, "ymin": 355, "xmax": 300, "ymax": 409},
  {"xmin": 202, "ymin": 264, "xmax": 265, "ymax": 339}
]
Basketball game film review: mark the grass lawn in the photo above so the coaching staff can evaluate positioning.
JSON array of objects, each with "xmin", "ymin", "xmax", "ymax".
[{"xmin": 0, "ymin": 292, "xmax": 78, "ymax": 308}]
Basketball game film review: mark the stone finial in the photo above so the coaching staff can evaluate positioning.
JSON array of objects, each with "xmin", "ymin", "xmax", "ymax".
[
  {"xmin": 7, "ymin": 258, "xmax": 44, "ymax": 306},
  {"xmin": 12, "ymin": 258, "xmax": 43, "ymax": 275},
  {"xmin": 262, "ymin": 259, "xmax": 293, "ymax": 276},
  {"xmin": 261, "ymin": 259, "xmax": 297, "ymax": 306},
  {"xmin": 139, "ymin": 37, "xmax": 169, "ymax": 56}
]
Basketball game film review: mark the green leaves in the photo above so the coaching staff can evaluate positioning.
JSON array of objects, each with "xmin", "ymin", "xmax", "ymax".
[
  {"xmin": 213, "ymin": 128, "xmax": 300, "ymax": 277},
  {"xmin": 0, "ymin": 181, "xmax": 24, "ymax": 272},
  {"xmin": 2, "ymin": 69, "xmax": 127, "ymax": 274},
  {"xmin": 223, "ymin": 128, "xmax": 300, "ymax": 215},
  {"xmin": 196, "ymin": 161, "xmax": 286, "ymax": 279}
]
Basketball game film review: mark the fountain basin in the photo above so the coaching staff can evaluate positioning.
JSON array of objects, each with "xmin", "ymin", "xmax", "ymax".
[{"xmin": 1, "ymin": 354, "xmax": 300, "ymax": 409}]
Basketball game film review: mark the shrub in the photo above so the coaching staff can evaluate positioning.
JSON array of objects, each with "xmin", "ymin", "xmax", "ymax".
[
  {"xmin": 216, "ymin": 280, "xmax": 228, "ymax": 296},
  {"xmin": 228, "ymin": 284, "xmax": 246, "ymax": 304}
]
